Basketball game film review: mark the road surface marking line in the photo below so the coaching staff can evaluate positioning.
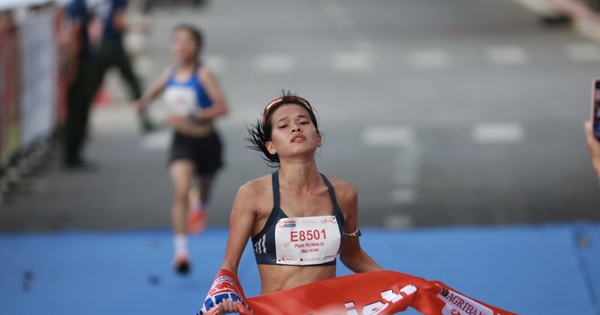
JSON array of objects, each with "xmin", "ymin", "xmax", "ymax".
[
  {"xmin": 331, "ymin": 52, "xmax": 372, "ymax": 71},
  {"xmin": 566, "ymin": 42, "xmax": 600, "ymax": 62},
  {"xmin": 486, "ymin": 46, "xmax": 529, "ymax": 66},
  {"xmin": 389, "ymin": 188, "xmax": 417, "ymax": 205},
  {"xmin": 204, "ymin": 55, "xmax": 228, "ymax": 74},
  {"xmin": 362, "ymin": 125, "xmax": 414, "ymax": 147},
  {"xmin": 472, "ymin": 122, "xmax": 525, "ymax": 144},
  {"xmin": 253, "ymin": 54, "xmax": 296, "ymax": 74}
]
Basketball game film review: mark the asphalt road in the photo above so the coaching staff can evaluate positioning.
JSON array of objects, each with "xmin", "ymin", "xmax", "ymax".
[{"xmin": 2, "ymin": 0, "xmax": 600, "ymax": 231}]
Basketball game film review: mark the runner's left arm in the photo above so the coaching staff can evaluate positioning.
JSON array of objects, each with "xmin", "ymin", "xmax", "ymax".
[
  {"xmin": 134, "ymin": 66, "xmax": 172, "ymax": 112},
  {"xmin": 337, "ymin": 182, "xmax": 384, "ymax": 273}
]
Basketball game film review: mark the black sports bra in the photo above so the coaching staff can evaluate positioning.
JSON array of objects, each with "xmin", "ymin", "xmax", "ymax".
[{"xmin": 251, "ymin": 172, "xmax": 345, "ymax": 266}]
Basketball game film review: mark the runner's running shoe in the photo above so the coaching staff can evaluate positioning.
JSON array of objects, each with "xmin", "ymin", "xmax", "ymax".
[
  {"xmin": 173, "ymin": 253, "xmax": 191, "ymax": 275},
  {"xmin": 188, "ymin": 209, "xmax": 206, "ymax": 234}
]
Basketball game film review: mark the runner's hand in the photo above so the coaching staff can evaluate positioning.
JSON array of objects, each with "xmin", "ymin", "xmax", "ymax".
[
  {"xmin": 216, "ymin": 298, "xmax": 240, "ymax": 314},
  {"xmin": 134, "ymin": 100, "xmax": 145, "ymax": 113}
]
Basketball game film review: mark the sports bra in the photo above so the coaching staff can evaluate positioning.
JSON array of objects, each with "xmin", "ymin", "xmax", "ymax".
[
  {"xmin": 252, "ymin": 171, "xmax": 345, "ymax": 266},
  {"xmin": 163, "ymin": 62, "xmax": 212, "ymax": 115}
]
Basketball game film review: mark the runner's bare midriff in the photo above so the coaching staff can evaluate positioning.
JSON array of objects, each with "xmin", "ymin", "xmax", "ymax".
[
  {"xmin": 257, "ymin": 264, "xmax": 336, "ymax": 295},
  {"xmin": 175, "ymin": 121, "xmax": 214, "ymax": 137}
]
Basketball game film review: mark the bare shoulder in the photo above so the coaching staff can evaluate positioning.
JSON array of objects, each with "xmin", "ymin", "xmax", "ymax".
[
  {"xmin": 233, "ymin": 175, "xmax": 273, "ymax": 218},
  {"xmin": 198, "ymin": 65, "xmax": 215, "ymax": 80},
  {"xmin": 236, "ymin": 175, "xmax": 272, "ymax": 200},
  {"xmin": 322, "ymin": 175, "xmax": 357, "ymax": 202}
]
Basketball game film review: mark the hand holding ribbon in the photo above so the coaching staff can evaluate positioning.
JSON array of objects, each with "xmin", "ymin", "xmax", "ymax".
[{"xmin": 196, "ymin": 269, "xmax": 253, "ymax": 315}]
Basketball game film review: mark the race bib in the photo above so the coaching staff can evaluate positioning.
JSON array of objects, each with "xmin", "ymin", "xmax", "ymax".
[
  {"xmin": 275, "ymin": 215, "xmax": 341, "ymax": 265},
  {"xmin": 163, "ymin": 86, "xmax": 197, "ymax": 115}
]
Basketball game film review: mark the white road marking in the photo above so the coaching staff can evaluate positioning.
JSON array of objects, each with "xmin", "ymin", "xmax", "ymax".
[
  {"xmin": 204, "ymin": 55, "xmax": 228, "ymax": 74},
  {"xmin": 362, "ymin": 126, "xmax": 420, "ymax": 208},
  {"xmin": 389, "ymin": 189, "xmax": 417, "ymax": 205},
  {"xmin": 407, "ymin": 49, "xmax": 451, "ymax": 69},
  {"xmin": 141, "ymin": 130, "xmax": 171, "ymax": 151},
  {"xmin": 254, "ymin": 54, "xmax": 296, "ymax": 74},
  {"xmin": 384, "ymin": 214, "xmax": 414, "ymax": 229},
  {"xmin": 472, "ymin": 122, "xmax": 525, "ymax": 144},
  {"xmin": 331, "ymin": 52, "xmax": 372, "ymax": 71},
  {"xmin": 362, "ymin": 125, "xmax": 414, "ymax": 147},
  {"xmin": 566, "ymin": 42, "xmax": 600, "ymax": 62},
  {"xmin": 486, "ymin": 46, "xmax": 529, "ymax": 66}
]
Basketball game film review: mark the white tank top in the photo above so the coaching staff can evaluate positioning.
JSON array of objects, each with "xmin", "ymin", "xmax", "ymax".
[{"xmin": 162, "ymin": 63, "xmax": 212, "ymax": 115}]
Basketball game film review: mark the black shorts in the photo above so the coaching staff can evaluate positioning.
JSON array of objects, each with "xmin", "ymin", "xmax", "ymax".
[{"xmin": 168, "ymin": 131, "xmax": 223, "ymax": 176}]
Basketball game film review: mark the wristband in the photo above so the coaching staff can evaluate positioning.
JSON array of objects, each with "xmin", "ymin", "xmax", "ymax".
[{"xmin": 342, "ymin": 228, "xmax": 361, "ymax": 237}]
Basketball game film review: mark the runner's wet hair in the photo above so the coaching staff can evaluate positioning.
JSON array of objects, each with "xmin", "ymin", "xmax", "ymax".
[
  {"xmin": 172, "ymin": 23, "xmax": 203, "ymax": 52},
  {"xmin": 247, "ymin": 90, "xmax": 320, "ymax": 168}
]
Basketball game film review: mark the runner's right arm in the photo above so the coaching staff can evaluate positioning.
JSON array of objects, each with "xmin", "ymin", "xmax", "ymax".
[
  {"xmin": 134, "ymin": 67, "xmax": 171, "ymax": 112},
  {"xmin": 215, "ymin": 183, "xmax": 259, "ymax": 314},
  {"xmin": 221, "ymin": 182, "xmax": 258, "ymax": 274}
]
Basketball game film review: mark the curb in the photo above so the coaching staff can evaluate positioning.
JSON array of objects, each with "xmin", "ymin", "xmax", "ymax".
[{"xmin": 511, "ymin": 0, "xmax": 600, "ymax": 43}]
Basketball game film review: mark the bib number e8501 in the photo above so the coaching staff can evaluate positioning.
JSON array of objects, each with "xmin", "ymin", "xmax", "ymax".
[
  {"xmin": 275, "ymin": 215, "xmax": 341, "ymax": 266},
  {"xmin": 290, "ymin": 229, "xmax": 327, "ymax": 242}
]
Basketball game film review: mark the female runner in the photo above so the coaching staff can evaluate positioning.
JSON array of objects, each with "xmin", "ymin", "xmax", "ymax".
[
  {"xmin": 135, "ymin": 24, "xmax": 228, "ymax": 275},
  {"xmin": 210, "ymin": 92, "xmax": 382, "ymax": 313}
]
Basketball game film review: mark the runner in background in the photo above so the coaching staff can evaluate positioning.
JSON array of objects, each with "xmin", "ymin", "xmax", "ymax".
[
  {"xmin": 93, "ymin": 0, "xmax": 154, "ymax": 133},
  {"xmin": 63, "ymin": 0, "xmax": 98, "ymax": 169},
  {"xmin": 135, "ymin": 24, "xmax": 228, "ymax": 275}
]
